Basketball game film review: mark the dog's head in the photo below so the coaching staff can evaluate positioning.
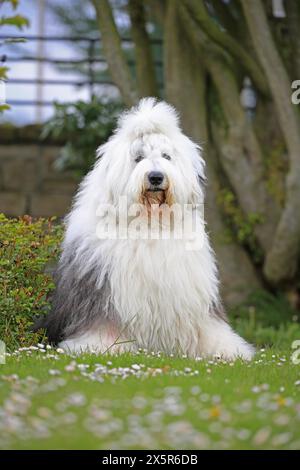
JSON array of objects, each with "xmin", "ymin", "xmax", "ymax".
[{"xmin": 96, "ymin": 98, "xmax": 206, "ymax": 209}]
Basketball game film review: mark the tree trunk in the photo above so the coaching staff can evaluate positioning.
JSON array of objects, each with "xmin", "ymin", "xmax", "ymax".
[
  {"xmin": 164, "ymin": 0, "xmax": 262, "ymax": 306},
  {"xmin": 242, "ymin": 0, "xmax": 300, "ymax": 283},
  {"xmin": 207, "ymin": 59, "xmax": 280, "ymax": 252},
  {"xmin": 178, "ymin": 2, "xmax": 279, "ymax": 253},
  {"xmin": 182, "ymin": 0, "xmax": 268, "ymax": 95},
  {"xmin": 92, "ymin": 0, "xmax": 138, "ymax": 107},
  {"xmin": 286, "ymin": 0, "xmax": 300, "ymax": 79},
  {"xmin": 128, "ymin": 0, "xmax": 159, "ymax": 97}
]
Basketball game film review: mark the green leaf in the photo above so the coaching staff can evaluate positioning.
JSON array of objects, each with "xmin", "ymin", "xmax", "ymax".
[
  {"xmin": 0, "ymin": 66, "xmax": 8, "ymax": 79},
  {"xmin": 0, "ymin": 103, "xmax": 10, "ymax": 113},
  {"xmin": 0, "ymin": 14, "xmax": 30, "ymax": 30},
  {"xmin": 3, "ymin": 37, "xmax": 26, "ymax": 44}
]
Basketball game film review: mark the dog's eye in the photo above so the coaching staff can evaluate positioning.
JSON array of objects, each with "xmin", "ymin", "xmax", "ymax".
[
  {"xmin": 135, "ymin": 155, "xmax": 144, "ymax": 163},
  {"xmin": 162, "ymin": 153, "xmax": 171, "ymax": 160}
]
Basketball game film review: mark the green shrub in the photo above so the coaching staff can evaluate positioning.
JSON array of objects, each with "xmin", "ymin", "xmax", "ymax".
[
  {"xmin": 41, "ymin": 97, "xmax": 123, "ymax": 176},
  {"xmin": 0, "ymin": 214, "xmax": 62, "ymax": 351}
]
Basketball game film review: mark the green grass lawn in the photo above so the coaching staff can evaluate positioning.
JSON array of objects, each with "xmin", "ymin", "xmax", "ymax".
[{"xmin": 1, "ymin": 338, "xmax": 300, "ymax": 450}]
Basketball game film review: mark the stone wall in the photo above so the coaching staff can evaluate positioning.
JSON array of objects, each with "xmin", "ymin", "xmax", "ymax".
[{"xmin": 0, "ymin": 124, "xmax": 78, "ymax": 217}]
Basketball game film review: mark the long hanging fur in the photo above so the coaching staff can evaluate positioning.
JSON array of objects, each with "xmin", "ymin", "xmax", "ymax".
[{"xmin": 35, "ymin": 98, "xmax": 255, "ymax": 360}]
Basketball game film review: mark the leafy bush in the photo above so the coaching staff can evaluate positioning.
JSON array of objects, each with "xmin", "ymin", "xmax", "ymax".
[
  {"xmin": 41, "ymin": 97, "xmax": 123, "ymax": 176},
  {"xmin": 0, "ymin": 214, "xmax": 62, "ymax": 351}
]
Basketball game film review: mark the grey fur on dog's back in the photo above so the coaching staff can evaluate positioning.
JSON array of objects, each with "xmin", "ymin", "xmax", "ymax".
[{"xmin": 33, "ymin": 243, "xmax": 117, "ymax": 344}]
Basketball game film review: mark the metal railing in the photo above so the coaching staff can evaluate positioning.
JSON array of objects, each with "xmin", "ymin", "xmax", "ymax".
[{"xmin": 0, "ymin": 34, "xmax": 163, "ymax": 109}]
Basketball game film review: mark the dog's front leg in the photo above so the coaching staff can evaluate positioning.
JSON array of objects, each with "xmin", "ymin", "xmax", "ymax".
[
  {"xmin": 198, "ymin": 316, "xmax": 255, "ymax": 361},
  {"xmin": 59, "ymin": 323, "xmax": 137, "ymax": 355}
]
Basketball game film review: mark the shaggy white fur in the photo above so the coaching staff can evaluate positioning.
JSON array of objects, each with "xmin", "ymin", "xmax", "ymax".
[{"xmin": 57, "ymin": 98, "xmax": 254, "ymax": 360}]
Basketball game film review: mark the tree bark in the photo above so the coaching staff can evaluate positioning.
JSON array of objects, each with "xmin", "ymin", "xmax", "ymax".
[
  {"xmin": 146, "ymin": 0, "xmax": 166, "ymax": 28},
  {"xmin": 164, "ymin": 0, "xmax": 262, "ymax": 306},
  {"xmin": 181, "ymin": 0, "xmax": 269, "ymax": 95},
  {"xmin": 128, "ymin": 0, "xmax": 159, "ymax": 97},
  {"xmin": 286, "ymin": 0, "xmax": 300, "ymax": 79},
  {"xmin": 92, "ymin": 0, "xmax": 138, "ymax": 107},
  {"xmin": 207, "ymin": 59, "xmax": 280, "ymax": 252},
  {"xmin": 242, "ymin": 0, "xmax": 300, "ymax": 283},
  {"xmin": 178, "ymin": 2, "xmax": 279, "ymax": 253}
]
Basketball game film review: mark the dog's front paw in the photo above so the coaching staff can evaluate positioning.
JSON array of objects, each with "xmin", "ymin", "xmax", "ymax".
[{"xmin": 214, "ymin": 341, "xmax": 255, "ymax": 362}]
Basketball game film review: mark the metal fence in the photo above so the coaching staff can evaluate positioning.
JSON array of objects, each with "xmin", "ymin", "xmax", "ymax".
[{"xmin": 0, "ymin": 34, "xmax": 163, "ymax": 109}]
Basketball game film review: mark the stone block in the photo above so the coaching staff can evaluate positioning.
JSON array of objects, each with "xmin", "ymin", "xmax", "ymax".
[
  {"xmin": 2, "ymin": 157, "xmax": 38, "ymax": 191},
  {"xmin": 30, "ymin": 193, "xmax": 72, "ymax": 217},
  {"xmin": 40, "ymin": 146, "xmax": 62, "ymax": 176},
  {"xmin": 0, "ymin": 192, "xmax": 26, "ymax": 216},
  {"xmin": 42, "ymin": 177, "xmax": 78, "ymax": 194},
  {"xmin": 0, "ymin": 145, "xmax": 39, "ymax": 160}
]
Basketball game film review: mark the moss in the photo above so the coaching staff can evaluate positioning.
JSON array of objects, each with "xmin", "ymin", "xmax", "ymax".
[
  {"xmin": 265, "ymin": 142, "xmax": 287, "ymax": 207},
  {"xmin": 217, "ymin": 188, "xmax": 263, "ymax": 262}
]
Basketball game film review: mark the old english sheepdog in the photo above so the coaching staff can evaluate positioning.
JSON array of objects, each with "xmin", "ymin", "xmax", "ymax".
[{"xmin": 35, "ymin": 98, "xmax": 254, "ymax": 360}]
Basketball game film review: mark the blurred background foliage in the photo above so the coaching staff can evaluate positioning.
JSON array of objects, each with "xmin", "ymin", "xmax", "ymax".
[{"xmin": 41, "ymin": 97, "xmax": 122, "ymax": 176}]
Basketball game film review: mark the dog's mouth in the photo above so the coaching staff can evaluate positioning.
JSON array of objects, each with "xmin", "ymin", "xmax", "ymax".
[
  {"xmin": 143, "ymin": 189, "xmax": 166, "ymax": 206},
  {"xmin": 140, "ymin": 186, "xmax": 175, "ymax": 209}
]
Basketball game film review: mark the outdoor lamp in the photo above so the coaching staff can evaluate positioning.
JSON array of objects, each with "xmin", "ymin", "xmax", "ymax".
[{"xmin": 240, "ymin": 77, "xmax": 257, "ymax": 120}]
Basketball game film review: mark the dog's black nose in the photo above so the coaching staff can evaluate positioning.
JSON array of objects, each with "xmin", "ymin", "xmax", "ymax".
[{"xmin": 148, "ymin": 171, "xmax": 164, "ymax": 186}]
